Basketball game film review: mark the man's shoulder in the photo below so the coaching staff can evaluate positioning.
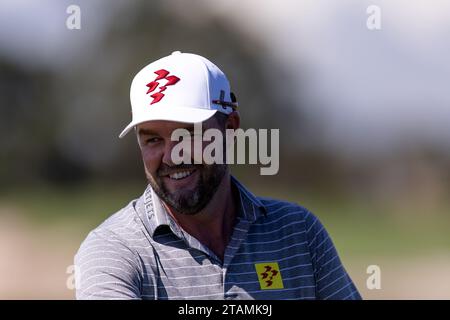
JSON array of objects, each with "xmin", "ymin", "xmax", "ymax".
[
  {"xmin": 255, "ymin": 196, "xmax": 321, "ymax": 229},
  {"xmin": 94, "ymin": 199, "xmax": 141, "ymax": 236},
  {"xmin": 98, "ymin": 199, "xmax": 140, "ymax": 232},
  {"xmin": 74, "ymin": 198, "xmax": 147, "ymax": 299},
  {"xmin": 257, "ymin": 196, "xmax": 310, "ymax": 218},
  {"xmin": 77, "ymin": 197, "xmax": 144, "ymax": 253}
]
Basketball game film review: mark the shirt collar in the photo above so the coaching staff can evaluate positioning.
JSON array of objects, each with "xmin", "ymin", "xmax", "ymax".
[
  {"xmin": 137, "ymin": 175, "xmax": 267, "ymax": 239},
  {"xmin": 230, "ymin": 175, "xmax": 267, "ymax": 222}
]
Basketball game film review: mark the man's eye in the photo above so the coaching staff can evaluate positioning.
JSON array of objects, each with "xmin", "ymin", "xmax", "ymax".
[{"xmin": 145, "ymin": 137, "xmax": 161, "ymax": 144}]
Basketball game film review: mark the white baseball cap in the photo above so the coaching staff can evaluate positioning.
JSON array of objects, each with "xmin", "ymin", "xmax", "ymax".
[{"xmin": 119, "ymin": 51, "xmax": 238, "ymax": 138}]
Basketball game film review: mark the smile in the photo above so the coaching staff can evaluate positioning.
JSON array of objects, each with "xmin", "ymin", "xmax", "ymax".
[{"xmin": 168, "ymin": 169, "xmax": 195, "ymax": 180}]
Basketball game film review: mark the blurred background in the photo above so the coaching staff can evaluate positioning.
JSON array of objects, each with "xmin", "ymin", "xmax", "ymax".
[{"xmin": 0, "ymin": 0, "xmax": 449, "ymax": 299}]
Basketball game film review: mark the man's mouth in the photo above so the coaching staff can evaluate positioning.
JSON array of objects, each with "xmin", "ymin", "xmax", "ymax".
[{"xmin": 166, "ymin": 169, "xmax": 196, "ymax": 180}]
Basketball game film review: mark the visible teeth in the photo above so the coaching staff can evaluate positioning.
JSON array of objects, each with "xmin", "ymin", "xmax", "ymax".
[{"xmin": 169, "ymin": 170, "xmax": 193, "ymax": 180}]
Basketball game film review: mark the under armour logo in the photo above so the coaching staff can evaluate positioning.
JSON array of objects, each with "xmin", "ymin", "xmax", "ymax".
[{"xmin": 146, "ymin": 69, "xmax": 180, "ymax": 105}]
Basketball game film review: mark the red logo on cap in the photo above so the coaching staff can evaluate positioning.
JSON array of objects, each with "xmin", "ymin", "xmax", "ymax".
[{"xmin": 146, "ymin": 69, "xmax": 180, "ymax": 105}]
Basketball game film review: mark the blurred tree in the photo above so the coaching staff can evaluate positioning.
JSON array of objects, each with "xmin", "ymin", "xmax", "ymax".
[{"xmin": 0, "ymin": 60, "xmax": 64, "ymax": 188}]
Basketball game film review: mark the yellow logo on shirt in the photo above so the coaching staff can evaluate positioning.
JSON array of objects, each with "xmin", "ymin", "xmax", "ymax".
[{"xmin": 255, "ymin": 262, "xmax": 284, "ymax": 290}]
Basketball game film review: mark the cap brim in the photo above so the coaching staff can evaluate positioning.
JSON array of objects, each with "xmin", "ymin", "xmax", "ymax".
[{"xmin": 119, "ymin": 106, "xmax": 218, "ymax": 138}]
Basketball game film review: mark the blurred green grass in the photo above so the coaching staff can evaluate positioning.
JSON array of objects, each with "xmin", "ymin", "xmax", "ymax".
[{"xmin": 1, "ymin": 182, "xmax": 449, "ymax": 259}]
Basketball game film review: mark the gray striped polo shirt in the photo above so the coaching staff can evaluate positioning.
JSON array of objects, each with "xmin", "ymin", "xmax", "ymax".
[{"xmin": 75, "ymin": 176, "xmax": 361, "ymax": 300}]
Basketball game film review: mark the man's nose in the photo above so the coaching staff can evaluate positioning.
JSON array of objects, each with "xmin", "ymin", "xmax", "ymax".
[{"xmin": 162, "ymin": 139, "xmax": 182, "ymax": 166}]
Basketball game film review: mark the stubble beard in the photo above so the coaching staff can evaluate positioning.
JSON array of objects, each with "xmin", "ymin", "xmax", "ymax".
[{"xmin": 146, "ymin": 163, "xmax": 228, "ymax": 215}]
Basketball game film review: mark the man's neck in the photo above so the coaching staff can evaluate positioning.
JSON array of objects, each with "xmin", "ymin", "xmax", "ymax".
[{"xmin": 163, "ymin": 174, "xmax": 237, "ymax": 261}]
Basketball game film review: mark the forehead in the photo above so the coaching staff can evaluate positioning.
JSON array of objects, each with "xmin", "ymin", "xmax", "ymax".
[
  {"xmin": 136, "ymin": 117, "xmax": 218, "ymax": 135},
  {"xmin": 137, "ymin": 120, "xmax": 193, "ymax": 133}
]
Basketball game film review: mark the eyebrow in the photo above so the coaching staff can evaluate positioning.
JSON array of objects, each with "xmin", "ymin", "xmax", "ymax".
[{"xmin": 137, "ymin": 128, "xmax": 157, "ymax": 136}]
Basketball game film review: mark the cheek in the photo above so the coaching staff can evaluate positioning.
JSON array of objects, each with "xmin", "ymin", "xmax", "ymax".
[{"xmin": 141, "ymin": 148, "xmax": 162, "ymax": 174}]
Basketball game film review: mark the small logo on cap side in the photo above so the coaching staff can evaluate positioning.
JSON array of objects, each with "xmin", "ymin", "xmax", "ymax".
[{"xmin": 146, "ymin": 69, "xmax": 180, "ymax": 105}]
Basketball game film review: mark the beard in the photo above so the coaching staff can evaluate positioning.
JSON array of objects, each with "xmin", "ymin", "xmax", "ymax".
[{"xmin": 146, "ymin": 163, "xmax": 227, "ymax": 215}]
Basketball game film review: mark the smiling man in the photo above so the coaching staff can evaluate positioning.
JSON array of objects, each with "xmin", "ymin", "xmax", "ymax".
[{"xmin": 74, "ymin": 51, "xmax": 361, "ymax": 300}]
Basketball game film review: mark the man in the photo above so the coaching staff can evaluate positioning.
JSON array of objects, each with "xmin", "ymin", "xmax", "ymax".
[{"xmin": 75, "ymin": 51, "xmax": 361, "ymax": 300}]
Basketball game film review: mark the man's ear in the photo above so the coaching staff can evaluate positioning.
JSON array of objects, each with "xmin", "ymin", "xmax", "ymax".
[{"xmin": 226, "ymin": 111, "xmax": 240, "ymax": 130}]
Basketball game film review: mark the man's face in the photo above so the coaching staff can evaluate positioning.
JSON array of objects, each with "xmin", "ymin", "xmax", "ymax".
[{"xmin": 137, "ymin": 117, "xmax": 227, "ymax": 215}]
